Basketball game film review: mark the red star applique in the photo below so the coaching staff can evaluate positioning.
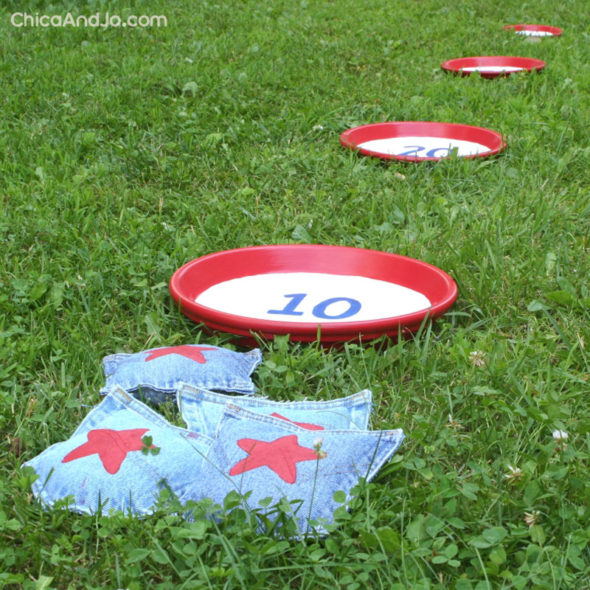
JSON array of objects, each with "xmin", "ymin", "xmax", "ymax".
[
  {"xmin": 62, "ymin": 428, "xmax": 151, "ymax": 474},
  {"xmin": 229, "ymin": 435, "xmax": 325, "ymax": 484},
  {"xmin": 144, "ymin": 345, "xmax": 217, "ymax": 364},
  {"xmin": 270, "ymin": 413, "xmax": 325, "ymax": 431}
]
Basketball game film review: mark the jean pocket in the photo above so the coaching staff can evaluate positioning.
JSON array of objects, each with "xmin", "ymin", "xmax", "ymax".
[{"xmin": 177, "ymin": 384, "xmax": 372, "ymax": 437}]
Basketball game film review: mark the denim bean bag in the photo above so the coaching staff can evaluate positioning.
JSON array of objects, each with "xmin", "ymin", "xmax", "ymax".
[
  {"xmin": 101, "ymin": 345, "xmax": 262, "ymax": 402},
  {"xmin": 190, "ymin": 404, "xmax": 404, "ymax": 535},
  {"xmin": 24, "ymin": 388, "xmax": 212, "ymax": 516},
  {"xmin": 177, "ymin": 384, "xmax": 373, "ymax": 437}
]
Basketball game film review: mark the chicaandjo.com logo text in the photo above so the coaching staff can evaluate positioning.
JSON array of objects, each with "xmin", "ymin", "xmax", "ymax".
[{"xmin": 10, "ymin": 12, "xmax": 167, "ymax": 29}]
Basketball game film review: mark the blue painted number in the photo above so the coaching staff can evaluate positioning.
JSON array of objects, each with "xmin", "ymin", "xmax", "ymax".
[
  {"xmin": 267, "ymin": 293, "xmax": 305, "ymax": 316},
  {"xmin": 312, "ymin": 297, "xmax": 361, "ymax": 319},
  {"xmin": 399, "ymin": 145, "xmax": 423, "ymax": 156},
  {"xmin": 399, "ymin": 145, "xmax": 457, "ymax": 157},
  {"xmin": 267, "ymin": 293, "xmax": 361, "ymax": 319}
]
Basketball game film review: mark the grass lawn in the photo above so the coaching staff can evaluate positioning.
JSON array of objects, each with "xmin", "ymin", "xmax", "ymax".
[{"xmin": 1, "ymin": 0, "xmax": 588, "ymax": 587}]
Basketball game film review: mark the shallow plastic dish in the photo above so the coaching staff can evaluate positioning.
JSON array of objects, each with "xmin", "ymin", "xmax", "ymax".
[
  {"xmin": 503, "ymin": 24, "xmax": 562, "ymax": 37},
  {"xmin": 441, "ymin": 56, "xmax": 546, "ymax": 78},
  {"xmin": 170, "ymin": 245, "xmax": 458, "ymax": 344},
  {"xmin": 340, "ymin": 121, "xmax": 506, "ymax": 162}
]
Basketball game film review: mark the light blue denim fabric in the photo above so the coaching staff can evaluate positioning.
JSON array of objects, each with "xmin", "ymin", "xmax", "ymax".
[
  {"xmin": 177, "ymin": 384, "xmax": 373, "ymax": 438},
  {"xmin": 189, "ymin": 404, "xmax": 404, "ymax": 535},
  {"xmin": 24, "ymin": 388, "xmax": 213, "ymax": 516},
  {"xmin": 100, "ymin": 345, "xmax": 262, "ymax": 402}
]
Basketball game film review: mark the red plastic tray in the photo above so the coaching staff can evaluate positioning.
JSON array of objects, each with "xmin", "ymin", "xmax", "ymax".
[
  {"xmin": 441, "ymin": 56, "xmax": 546, "ymax": 78},
  {"xmin": 170, "ymin": 245, "xmax": 458, "ymax": 344},
  {"xmin": 503, "ymin": 24, "xmax": 562, "ymax": 37},
  {"xmin": 340, "ymin": 121, "xmax": 506, "ymax": 162}
]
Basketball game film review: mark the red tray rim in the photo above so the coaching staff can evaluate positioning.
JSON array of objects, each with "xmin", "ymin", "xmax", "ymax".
[
  {"xmin": 441, "ymin": 56, "xmax": 546, "ymax": 77},
  {"xmin": 169, "ymin": 244, "xmax": 458, "ymax": 342},
  {"xmin": 503, "ymin": 24, "xmax": 563, "ymax": 36},
  {"xmin": 339, "ymin": 121, "xmax": 506, "ymax": 162}
]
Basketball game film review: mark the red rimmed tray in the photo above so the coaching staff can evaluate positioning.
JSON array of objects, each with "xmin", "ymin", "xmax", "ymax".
[
  {"xmin": 169, "ymin": 245, "xmax": 458, "ymax": 345},
  {"xmin": 503, "ymin": 24, "xmax": 562, "ymax": 37},
  {"xmin": 441, "ymin": 56, "xmax": 546, "ymax": 78},
  {"xmin": 340, "ymin": 121, "xmax": 506, "ymax": 162}
]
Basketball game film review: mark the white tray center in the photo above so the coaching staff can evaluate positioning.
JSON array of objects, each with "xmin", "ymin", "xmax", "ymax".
[
  {"xmin": 358, "ymin": 136, "xmax": 490, "ymax": 157},
  {"xmin": 461, "ymin": 65, "xmax": 523, "ymax": 73},
  {"xmin": 195, "ymin": 272, "xmax": 431, "ymax": 323},
  {"xmin": 516, "ymin": 30, "xmax": 553, "ymax": 36}
]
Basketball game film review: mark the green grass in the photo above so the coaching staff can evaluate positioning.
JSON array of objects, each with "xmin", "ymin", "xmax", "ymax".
[{"xmin": 1, "ymin": 0, "xmax": 589, "ymax": 587}]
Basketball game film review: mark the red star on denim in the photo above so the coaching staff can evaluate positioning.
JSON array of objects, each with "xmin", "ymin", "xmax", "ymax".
[
  {"xmin": 62, "ymin": 428, "xmax": 151, "ymax": 474},
  {"xmin": 229, "ymin": 435, "xmax": 323, "ymax": 484},
  {"xmin": 144, "ymin": 345, "xmax": 217, "ymax": 364},
  {"xmin": 270, "ymin": 413, "xmax": 325, "ymax": 431}
]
